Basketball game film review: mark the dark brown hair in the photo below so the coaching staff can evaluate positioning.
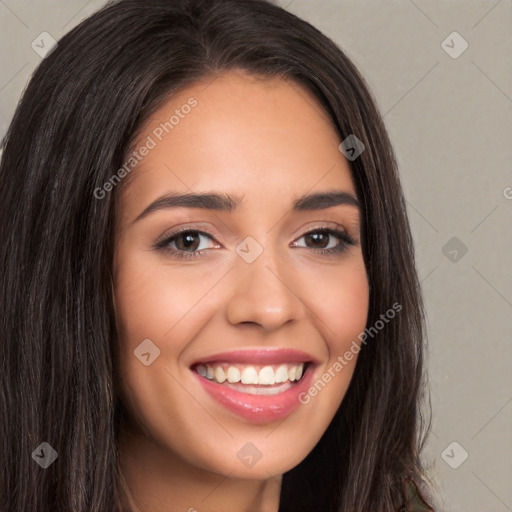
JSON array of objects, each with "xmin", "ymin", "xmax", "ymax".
[{"xmin": 0, "ymin": 0, "xmax": 435, "ymax": 510}]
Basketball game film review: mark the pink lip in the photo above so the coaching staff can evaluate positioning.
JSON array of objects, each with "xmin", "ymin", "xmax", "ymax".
[
  {"xmin": 190, "ymin": 348, "xmax": 319, "ymax": 366},
  {"xmin": 191, "ymin": 355, "xmax": 317, "ymax": 425}
]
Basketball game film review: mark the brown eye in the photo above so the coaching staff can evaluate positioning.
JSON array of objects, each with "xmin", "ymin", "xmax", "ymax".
[
  {"xmin": 293, "ymin": 228, "xmax": 356, "ymax": 256},
  {"xmin": 303, "ymin": 230, "xmax": 331, "ymax": 249},
  {"xmin": 174, "ymin": 232, "xmax": 202, "ymax": 251},
  {"xmin": 154, "ymin": 229, "xmax": 218, "ymax": 259}
]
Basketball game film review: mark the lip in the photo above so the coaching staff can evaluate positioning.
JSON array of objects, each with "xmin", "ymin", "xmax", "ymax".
[
  {"xmin": 190, "ymin": 348, "xmax": 320, "ymax": 366},
  {"xmin": 190, "ymin": 350, "xmax": 318, "ymax": 424}
]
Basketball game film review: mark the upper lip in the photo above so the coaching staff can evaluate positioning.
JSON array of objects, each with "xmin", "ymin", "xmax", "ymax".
[{"xmin": 190, "ymin": 348, "xmax": 320, "ymax": 366}]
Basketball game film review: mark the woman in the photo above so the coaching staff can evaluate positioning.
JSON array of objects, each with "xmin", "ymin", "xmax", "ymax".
[{"xmin": 0, "ymin": 0, "xmax": 437, "ymax": 510}]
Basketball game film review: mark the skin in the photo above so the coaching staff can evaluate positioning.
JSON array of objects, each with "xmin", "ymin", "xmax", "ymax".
[{"xmin": 113, "ymin": 70, "xmax": 370, "ymax": 512}]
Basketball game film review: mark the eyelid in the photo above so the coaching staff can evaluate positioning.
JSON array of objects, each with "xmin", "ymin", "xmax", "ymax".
[
  {"xmin": 153, "ymin": 225, "xmax": 219, "ymax": 248},
  {"xmin": 295, "ymin": 221, "xmax": 357, "ymax": 242},
  {"xmin": 296, "ymin": 221, "xmax": 347, "ymax": 235}
]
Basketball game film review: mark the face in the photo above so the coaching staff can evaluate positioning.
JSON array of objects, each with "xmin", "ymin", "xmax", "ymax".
[{"xmin": 113, "ymin": 70, "xmax": 369, "ymax": 479}]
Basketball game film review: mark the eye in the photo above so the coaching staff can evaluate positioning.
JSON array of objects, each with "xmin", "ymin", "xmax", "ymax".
[
  {"xmin": 154, "ymin": 226, "xmax": 357, "ymax": 259},
  {"xmin": 292, "ymin": 227, "xmax": 356, "ymax": 256},
  {"xmin": 154, "ymin": 229, "xmax": 218, "ymax": 259}
]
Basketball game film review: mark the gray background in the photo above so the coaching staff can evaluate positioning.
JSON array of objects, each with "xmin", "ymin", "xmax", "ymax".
[{"xmin": 1, "ymin": 1, "xmax": 511, "ymax": 511}]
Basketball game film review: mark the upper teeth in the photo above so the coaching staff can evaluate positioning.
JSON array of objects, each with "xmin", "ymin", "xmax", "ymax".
[{"xmin": 195, "ymin": 363, "xmax": 305, "ymax": 385}]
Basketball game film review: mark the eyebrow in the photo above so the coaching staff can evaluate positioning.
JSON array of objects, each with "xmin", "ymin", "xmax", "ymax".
[{"xmin": 132, "ymin": 190, "xmax": 360, "ymax": 224}]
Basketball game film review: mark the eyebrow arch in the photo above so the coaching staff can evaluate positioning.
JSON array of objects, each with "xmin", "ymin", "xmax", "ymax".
[{"xmin": 132, "ymin": 190, "xmax": 359, "ymax": 224}]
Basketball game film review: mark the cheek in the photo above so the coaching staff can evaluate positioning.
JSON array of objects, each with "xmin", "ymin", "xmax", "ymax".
[
  {"xmin": 113, "ymin": 249, "xmax": 210, "ymax": 349},
  {"xmin": 308, "ymin": 256, "xmax": 370, "ymax": 351},
  {"xmin": 113, "ymin": 252, "xmax": 219, "ymax": 463},
  {"xmin": 300, "ymin": 256, "xmax": 369, "ymax": 409},
  {"xmin": 113, "ymin": 249, "xmax": 184, "ymax": 386},
  {"xmin": 112, "ymin": 248, "xmax": 225, "ymax": 405}
]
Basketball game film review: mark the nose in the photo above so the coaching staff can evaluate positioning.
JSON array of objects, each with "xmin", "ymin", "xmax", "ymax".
[{"xmin": 225, "ymin": 246, "xmax": 305, "ymax": 332}]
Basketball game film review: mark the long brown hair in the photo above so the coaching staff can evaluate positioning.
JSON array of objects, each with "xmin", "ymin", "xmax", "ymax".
[{"xmin": 0, "ymin": 0, "xmax": 435, "ymax": 510}]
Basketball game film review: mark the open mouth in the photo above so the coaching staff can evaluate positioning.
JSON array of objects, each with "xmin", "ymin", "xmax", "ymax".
[
  {"xmin": 189, "ymin": 349, "xmax": 318, "ymax": 422},
  {"xmin": 190, "ymin": 361, "xmax": 312, "ymax": 396}
]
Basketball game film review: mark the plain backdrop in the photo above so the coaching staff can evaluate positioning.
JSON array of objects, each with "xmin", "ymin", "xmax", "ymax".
[{"xmin": 1, "ymin": 1, "xmax": 511, "ymax": 511}]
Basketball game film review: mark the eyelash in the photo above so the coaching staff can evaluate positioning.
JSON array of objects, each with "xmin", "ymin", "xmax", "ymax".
[{"xmin": 153, "ymin": 226, "xmax": 356, "ymax": 260}]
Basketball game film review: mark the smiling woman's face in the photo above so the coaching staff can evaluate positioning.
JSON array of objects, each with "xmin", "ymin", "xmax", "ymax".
[{"xmin": 113, "ymin": 70, "xmax": 369, "ymax": 480}]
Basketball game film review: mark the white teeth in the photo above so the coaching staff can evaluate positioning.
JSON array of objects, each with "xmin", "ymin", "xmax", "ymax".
[
  {"xmin": 196, "ymin": 362, "xmax": 308, "ymax": 386},
  {"xmin": 226, "ymin": 366, "xmax": 241, "ymax": 383},
  {"xmin": 215, "ymin": 366, "xmax": 227, "ymax": 383},
  {"xmin": 222, "ymin": 381, "xmax": 291, "ymax": 395},
  {"xmin": 258, "ymin": 366, "xmax": 275, "ymax": 385},
  {"xmin": 275, "ymin": 364, "xmax": 288, "ymax": 383},
  {"xmin": 241, "ymin": 366, "xmax": 259, "ymax": 385}
]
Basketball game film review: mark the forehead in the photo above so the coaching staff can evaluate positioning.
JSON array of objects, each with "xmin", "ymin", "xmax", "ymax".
[{"xmin": 119, "ymin": 70, "xmax": 356, "ymax": 218}]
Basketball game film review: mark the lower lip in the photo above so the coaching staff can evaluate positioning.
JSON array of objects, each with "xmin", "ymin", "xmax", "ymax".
[{"xmin": 192, "ymin": 365, "xmax": 315, "ymax": 424}]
